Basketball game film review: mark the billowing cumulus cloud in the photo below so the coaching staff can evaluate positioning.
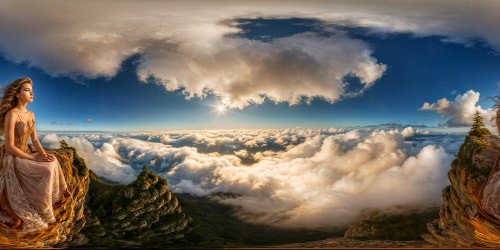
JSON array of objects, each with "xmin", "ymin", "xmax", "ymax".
[
  {"xmin": 419, "ymin": 90, "xmax": 495, "ymax": 128},
  {"xmin": 0, "ymin": 1, "xmax": 386, "ymax": 109},
  {"xmin": 138, "ymin": 32, "xmax": 386, "ymax": 108},
  {"xmin": 2, "ymin": 1, "xmax": 500, "ymax": 108},
  {"xmin": 39, "ymin": 128, "xmax": 463, "ymax": 228}
]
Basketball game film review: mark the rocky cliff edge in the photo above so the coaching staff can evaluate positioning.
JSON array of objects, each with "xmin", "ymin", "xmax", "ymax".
[
  {"xmin": 423, "ymin": 134, "xmax": 500, "ymax": 248},
  {"xmin": 0, "ymin": 142, "xmax": 191, "ymax": 248},
  {"xmin": 0, "ymin": 145, "xmax": 89, "ymax": 247}
]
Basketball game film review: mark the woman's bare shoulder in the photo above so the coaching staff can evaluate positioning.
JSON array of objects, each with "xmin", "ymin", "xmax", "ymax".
[
  {"xmin": 5, "ymin": 109, "xmax": 16, "ymax": 118},
  {"xmin": 3, "ymin": 110, "xmax": 16, "ymax": 127}
]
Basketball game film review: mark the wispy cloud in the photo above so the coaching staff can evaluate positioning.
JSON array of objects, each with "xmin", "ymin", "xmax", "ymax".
[{"xmin": 50, "ymin": 120, "xmax": 75, "ymax": 125}]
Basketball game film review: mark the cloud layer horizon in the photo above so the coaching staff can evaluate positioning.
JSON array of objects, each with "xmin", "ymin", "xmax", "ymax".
[{"xmin": 41, "ymin": 128, "xmax": 464, "ymax": 228}]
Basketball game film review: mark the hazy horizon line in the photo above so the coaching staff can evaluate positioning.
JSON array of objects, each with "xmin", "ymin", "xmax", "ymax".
[{"xmin": 37, "ymin": 127, "xmax": 470, "ymax": 134}]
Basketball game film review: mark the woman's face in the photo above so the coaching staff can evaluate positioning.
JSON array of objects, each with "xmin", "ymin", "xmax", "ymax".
[{"xmin": 16, "ymin": 83, "xmax": 34, "ymax": 104}]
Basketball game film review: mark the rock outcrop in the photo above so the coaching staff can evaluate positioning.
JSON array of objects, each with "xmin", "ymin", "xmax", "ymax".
[
  {"xmin": 0, "ymin": 145, "xmax": 90, "ymax": 248},
  {"xmin": 0, "ymin": 142, "xmax": 191, "ymax": 248},
  {"xmin": 81, "ymin": 166, "xmax": 191, "ymax": 247},
  {"xmin": 423, "ymin": 135, "xmax": 500, "ymax": 248},
  {"xmin": 344, "ymin": 206, "xmax": 439, "ymax": 241}
]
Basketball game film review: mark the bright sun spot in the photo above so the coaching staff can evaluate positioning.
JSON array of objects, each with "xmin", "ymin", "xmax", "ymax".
[
  {"xmin": 211, "ymin": 101, "xmax": 229, "ymax": 118},
  {"xmin": 217, "ymin": 104, "xmax": 226, "ymax": 114},
  {"xmin": 210, "ymin": 99, "xmax": 237, "ymax": 118}
]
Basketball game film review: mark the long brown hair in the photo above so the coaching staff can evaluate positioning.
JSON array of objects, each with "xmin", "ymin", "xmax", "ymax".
[{"xmin": 0, "ymin": 77, "xmax": 33, "ymax": 133}]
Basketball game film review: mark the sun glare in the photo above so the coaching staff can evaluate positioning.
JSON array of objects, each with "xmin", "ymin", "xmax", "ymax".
[
  {"xmin": 209, "ymin": 99, "xmax": 242, "ymax": 119},
  {"xmin": 209, "ymin": 100, "xmax": 230, "ymax": 118},
  {"xmin": 217, "ymin": 104, "xmax": 226, "ymax": 114}
]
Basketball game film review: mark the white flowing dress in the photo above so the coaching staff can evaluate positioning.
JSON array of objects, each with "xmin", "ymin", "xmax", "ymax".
[{"xmin": 0, "ymin": 114, "xmax": 67, "ymax": 232}]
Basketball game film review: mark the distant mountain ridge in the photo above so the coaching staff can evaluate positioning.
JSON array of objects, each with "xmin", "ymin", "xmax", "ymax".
[{"xmin": 344, "ymin": 206, "xmax": 439, "ymax": 241}]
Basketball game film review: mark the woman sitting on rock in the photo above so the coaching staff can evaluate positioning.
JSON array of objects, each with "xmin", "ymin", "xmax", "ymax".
[{"xmin": 0, "ymin": 77, "xmax": 70, "ymax": 232}]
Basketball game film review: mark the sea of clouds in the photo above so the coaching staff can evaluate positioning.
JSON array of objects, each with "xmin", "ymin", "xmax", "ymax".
[{"xmin": 40, "ymin": 127, "xmax": 465, "ymax": 228}]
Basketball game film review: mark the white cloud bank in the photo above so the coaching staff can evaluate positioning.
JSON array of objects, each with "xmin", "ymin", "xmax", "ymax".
[
  {"xmin": 420, "ymin": 90, "xmax": 495, "ymax": 128},
  {"xmin": 2, "ymin": 0, "xmax": 500, "ymax": 108},
  {"xmin": 40, "ymin": 128, "xmax": 460, "ymax": 228}
]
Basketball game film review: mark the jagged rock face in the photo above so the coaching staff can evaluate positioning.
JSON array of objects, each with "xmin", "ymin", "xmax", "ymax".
[
  {"xmin": 423, "ymin": 135, "xmax": 500, "ymax": 248},
  {"xmin": 82, "ymin": 168, "xmax": 191, "ymax": 246},
  {"xmin": 344, "ymin": 206, "xmax": 439, "ymax": 241},
  {"xmin": 0, "ymin": 147, "xmax": 90, "ymax": 248}
]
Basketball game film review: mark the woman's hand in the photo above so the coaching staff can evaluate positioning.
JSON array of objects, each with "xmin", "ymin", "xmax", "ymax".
[{"xmin": 34, "ymin": 153, "xmax": 56, "ymax": 162}]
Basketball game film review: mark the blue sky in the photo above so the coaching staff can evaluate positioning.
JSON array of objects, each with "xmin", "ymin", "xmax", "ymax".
[{"xmin": 1, "ymin": 0, "xmax": 499, "ymax": 132}]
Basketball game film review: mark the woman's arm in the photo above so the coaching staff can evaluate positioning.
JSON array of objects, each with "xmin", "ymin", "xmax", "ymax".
[
  {"xmin": 4, "ymin": 111, "xmax": 37, "ymax": 160},
  {"xmin": 29, "ymin": 112, "xmax": 45, "ymax": 154},
  {"xmin": 29, "ymin": 112, "xmax": 55, "ymax": 162}
]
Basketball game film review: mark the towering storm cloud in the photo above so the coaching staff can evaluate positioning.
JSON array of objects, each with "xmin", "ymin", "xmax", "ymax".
[{"xmin": 41, "ymin": 129, "xmax": 462, "ymax": 228}]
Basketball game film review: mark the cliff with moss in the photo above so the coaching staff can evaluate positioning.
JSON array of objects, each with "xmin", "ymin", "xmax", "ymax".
[
  {"xmin": 81, "ymin": 167, "xmax": 191, "ymax": 247},
  {"xmin": 423, "ymin": 120, "xmax": 500, "ymax": 247},
  {"xmin": 0, "ymin": 142, "xmax": 191, "ymax": 248}
]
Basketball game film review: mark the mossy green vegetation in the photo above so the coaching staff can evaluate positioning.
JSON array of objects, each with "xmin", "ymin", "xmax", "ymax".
[
  {"xmin": 83, "ymin": 166, "xmax": 340, "ymax": 248},
  {"xmin": 346, "ymin": 207, "xmax": 440, "ymax": 241},
  {"xmin": 453, "ymin": 112, "xmax": 493, "ymax": 177},
  {"xmin": 468, "ymin": 111, "xmax": 491, "ymax": 137},
  {"xmin": 82, "ymin": 167, "xmax": 190, "ymax": 247},
  {"xmin": 171, "ymin": 193, "xmax": 344, "ymax": 248},
  {"xmin": 455, "ymin": 137, "xmax": 492, "ymax": 177},
  {"xmin": 58, "ymin": 140, "xmax": 87, "ymax": 176},
  {"xmin": 82, "ymin": 167, "xmax": 438, "ymax": 247}
]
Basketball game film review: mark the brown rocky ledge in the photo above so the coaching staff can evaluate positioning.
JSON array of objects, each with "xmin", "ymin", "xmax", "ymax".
[
  {"xmin": 0, "ymin": 142, "xmax": 191, "ymax": 248},
  {"xmin": 0, "ymin": 145, "xmax": 89, "ymax": 248},
  {"xmin": 423, "ymin": 135, "xmax": 500, "ymax": 248}
]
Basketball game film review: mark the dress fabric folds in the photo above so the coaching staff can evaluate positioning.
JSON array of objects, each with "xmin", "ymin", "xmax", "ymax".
[
  {"xmin": 0, "ymin": 116, "xmax": 67, "ymax": 232},
  {"xmin": 477, "ymin": 154, "xmax": 500, "ymax": 227}
]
